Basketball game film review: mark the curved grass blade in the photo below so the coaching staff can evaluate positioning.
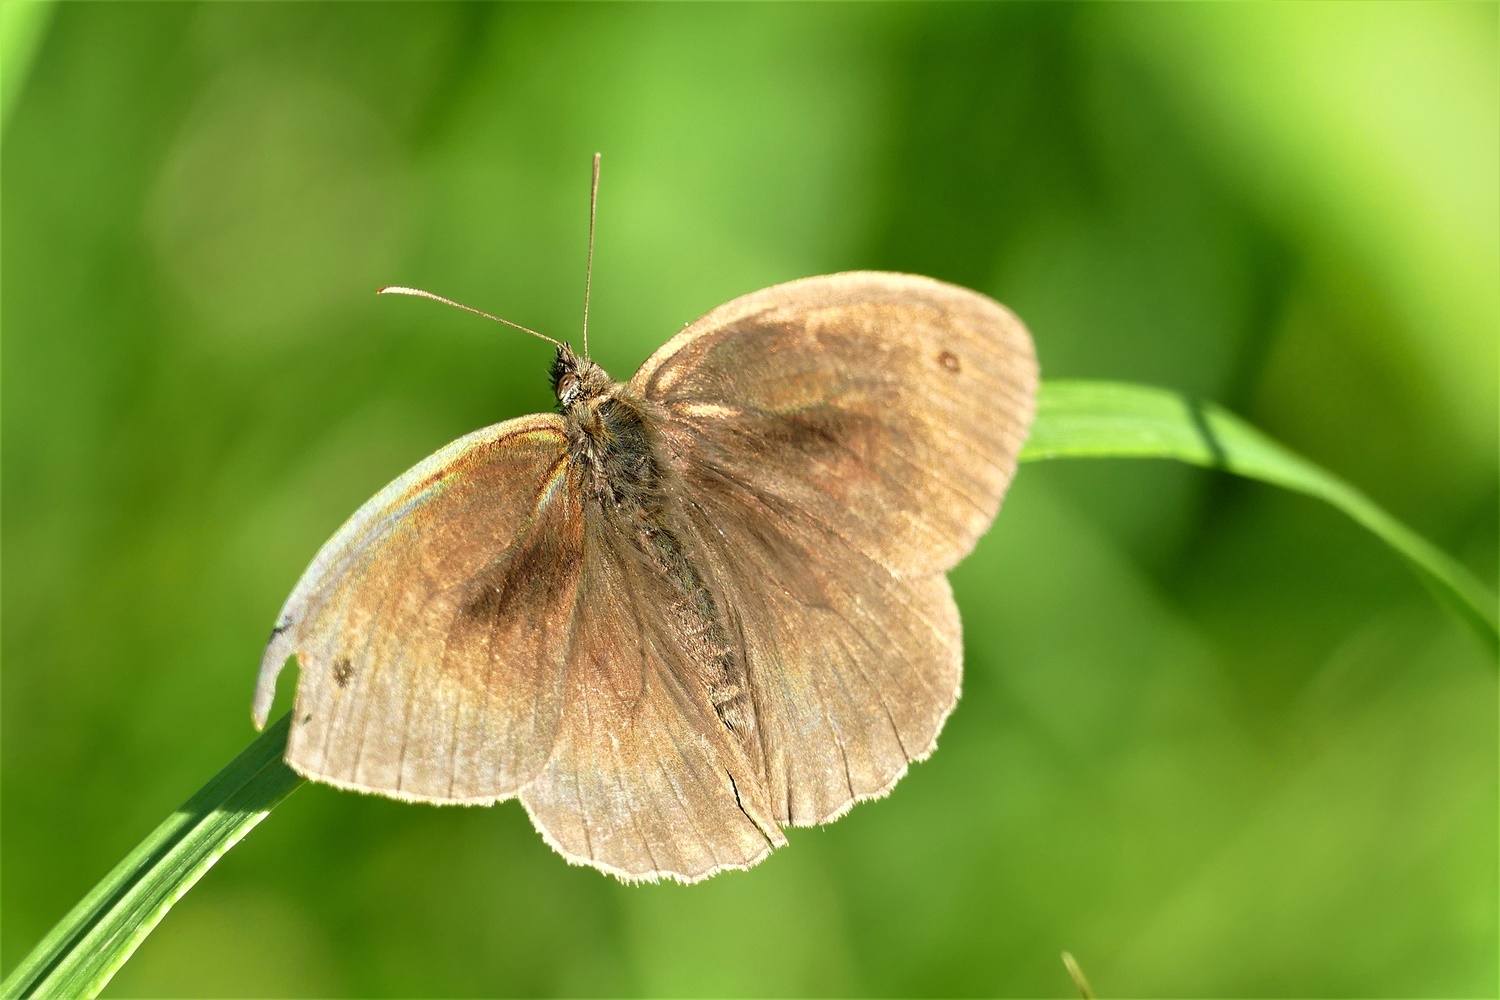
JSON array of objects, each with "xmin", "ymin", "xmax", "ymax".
[
  {"xmin": 1021, "ymin": 380, "xmax": 1498, "ymax": 653},
  {"xmin": 0, "ymin": 715, "xmax": 303, "ymax": 999},
  {"xmin": 4, "ymin": 380, "xmax": 1493, "ymax": 1000}
]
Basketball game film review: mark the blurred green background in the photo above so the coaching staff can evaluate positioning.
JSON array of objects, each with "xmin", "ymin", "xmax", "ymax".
[{"xmin": 3, "ymin": 3, "xmax": 1496, "ymax": 996}]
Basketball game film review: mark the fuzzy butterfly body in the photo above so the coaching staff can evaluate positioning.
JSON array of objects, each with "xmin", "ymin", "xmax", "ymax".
[{"xmin": 254, "ymin": 271, "xmax": 1037, "ymax": 882}]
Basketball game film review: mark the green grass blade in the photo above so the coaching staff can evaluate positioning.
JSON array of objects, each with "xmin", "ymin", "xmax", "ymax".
[
  {"xmin": 0, "ymin": 715, "xmax": 303, "ymax": 999},
  {"xmin": 1021, "ymin": 380, "xmax": 1499, "ymax": 653},
  {"xmin": 4, "ymin": 380, "xmax": 1493, "ymax": 1000}
]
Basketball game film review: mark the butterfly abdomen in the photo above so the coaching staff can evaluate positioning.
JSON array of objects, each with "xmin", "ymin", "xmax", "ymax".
[{"xmin": 563, "ymin": 378, "xmax": 756, "ymax": 740}]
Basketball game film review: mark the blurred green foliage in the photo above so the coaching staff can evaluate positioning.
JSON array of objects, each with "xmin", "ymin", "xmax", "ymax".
[{"xmin": 3, "ymin": 3, "xmax": 1495, "ymax": 996}]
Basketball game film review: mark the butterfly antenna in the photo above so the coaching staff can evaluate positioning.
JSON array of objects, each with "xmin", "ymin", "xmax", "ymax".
[
  {"xmin": 377, "ymin": 286, "xmax": 566, "ymax": 350},
  {"xmin": 581, "ymin": 152, "xmax": 601, "ymax": 359}
]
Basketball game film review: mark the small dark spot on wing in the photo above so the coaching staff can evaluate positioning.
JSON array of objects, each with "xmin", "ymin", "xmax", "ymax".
[
  {"xmin": 301, "ymin": 713, "xmax": 312, "ymax": 725},
  {"xmin": 333, "ymin": 658, "xmax": 355, "ymax": 687},
  {"xmin": 938, "ymin": 350, "xmax": 961, "ymax": 374}
]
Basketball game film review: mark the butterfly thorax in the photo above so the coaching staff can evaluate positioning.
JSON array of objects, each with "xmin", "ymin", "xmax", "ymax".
[
  {"xmin": 550, "ymin": 344, "xmax": 754, "ymax": 736},
  {"xmin": 551, "ymin": 346, "xmax": 665, "ymax": 515}
]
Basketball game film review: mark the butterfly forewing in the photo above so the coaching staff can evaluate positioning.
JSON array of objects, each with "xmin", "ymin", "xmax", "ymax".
[
  {"xmin": 633, "ymin": 272, "xmax": 1037, "ymax": 577},
  {"xmin": 256, "ymin": 414, "xmax": 581, "ymax": 802}
]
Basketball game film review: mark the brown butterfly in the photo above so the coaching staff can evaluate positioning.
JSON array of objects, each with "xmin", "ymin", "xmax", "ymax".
[{"xmin": 253, "ymin": 157, "xmax": 1038, "ymax": 883}]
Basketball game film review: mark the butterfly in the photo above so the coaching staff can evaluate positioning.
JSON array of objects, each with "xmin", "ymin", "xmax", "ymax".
[{"xmin": 252, "ymin": 160, "xmax": 1038, "ymax": 883}]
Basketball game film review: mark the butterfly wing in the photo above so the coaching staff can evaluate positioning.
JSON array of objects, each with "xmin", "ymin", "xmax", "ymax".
[
  {"xmin": 634, "ymin": 272, "xmax": 1036, "ymax": 577},
  {"xmin": 632, "ymin": 271, "xmax": 1037, "ymax": 826},
  {"xmin": 256, "ymin": 411, "xmax": 783, "ymax": 880},
  {"xmin": 517, "ymin": 510, "xmax": 785, "ymax": 882},
  {"xmin": 255, "ymin": 414, "xmax": 584, "ymax": 803}
]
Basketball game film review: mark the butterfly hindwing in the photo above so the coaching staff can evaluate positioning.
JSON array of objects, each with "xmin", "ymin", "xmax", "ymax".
[
  {"xmin": 677, "ymin": 474, "xmax": 965, "ymax": 826},
  {"xmin": 518, "ymin": 511, "xmax": 785, "ymax": 882}
]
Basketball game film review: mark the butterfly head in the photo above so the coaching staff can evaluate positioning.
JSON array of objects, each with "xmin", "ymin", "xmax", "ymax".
[{"xmin": 550, "ymin": 343, "xmax": 613, "ymax": 411}]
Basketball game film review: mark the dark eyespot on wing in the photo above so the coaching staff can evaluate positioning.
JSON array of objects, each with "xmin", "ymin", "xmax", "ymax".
[
  {"xmin": 938, "ymin": 349, "xmax": 960, "ymax": 373},
  {"xmin": 332, "ymin": 658, "xmax": 354, "ymax": 687}
]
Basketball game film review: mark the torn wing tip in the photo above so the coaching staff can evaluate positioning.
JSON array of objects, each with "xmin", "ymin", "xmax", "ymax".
[
  {"xmin": 252, "ymin": 633, "xmax": 294, "ymax": 732},
  {"xmin": 250, "ymin": 672, "xmax": 277, "ymax": 730}
]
